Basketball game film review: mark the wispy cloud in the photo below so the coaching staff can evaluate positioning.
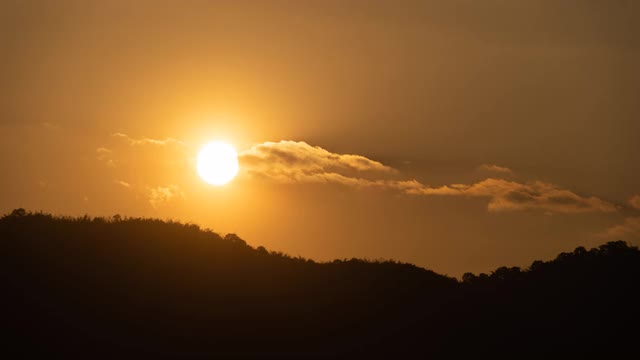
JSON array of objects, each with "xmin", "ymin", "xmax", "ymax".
[
  {"xmin": 116, "ymin": 180, "xmax": 131, "ymax": 188},
  {"xmin": 96, "ymin": 147, "xmax": 116, "ymax": 167},
  {"xmin": 629, "ymin": 195, "xmax": 640, "ymax": 210},
  {"xmin": 96, "ymin": 147, "xmax": 112, "ymax": 158},
  {"xmin": 41, "ymin": 122, "xmax": 59, "ymax": 130},
  {"xmin": 113, "ymin": 133, "xmax": 185, "ymax": 147},
  {"xmin": 397, "ymin": 178, "xmax": 617, "ymax": 214},
  {"xmin": 598, "ymin": 217, "xmax": 640, "ymax": 241},
  {"xmin": 148, "ymin": 185, "xmax": 184, "ymax": 209},
  {"xmin": 478, "ymin": 164, "xmax": 513, "ymax": 175},
  {"xmin": 96, "ymin": 134, "xmax": 190, "ymax": 207}
]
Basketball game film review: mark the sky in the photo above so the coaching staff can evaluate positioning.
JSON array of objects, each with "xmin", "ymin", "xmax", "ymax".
[{"xmin": 2, "ymin": 0, "xmax": 639, "ymax": 277}]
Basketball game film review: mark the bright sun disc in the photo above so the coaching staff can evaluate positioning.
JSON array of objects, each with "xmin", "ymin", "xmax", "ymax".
[{"xmin": 197, "ymin": 141, "xmax": 239, "ymax": 185}]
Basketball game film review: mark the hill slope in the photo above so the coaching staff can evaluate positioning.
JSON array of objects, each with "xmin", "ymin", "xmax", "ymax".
[{"xmin": 2, "ymin": 210, "xmax": 639, "ymax": 357}]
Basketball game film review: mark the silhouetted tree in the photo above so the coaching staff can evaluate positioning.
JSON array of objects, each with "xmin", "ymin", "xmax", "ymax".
[{"xmin": 1, "ymin": 209, "xmax": 638, "ymax": 357}]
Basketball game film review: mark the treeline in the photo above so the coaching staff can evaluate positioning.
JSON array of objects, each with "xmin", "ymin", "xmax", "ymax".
[{"xmin": 1, "ymin": 209, "xmax": 639, "ymax": 357}]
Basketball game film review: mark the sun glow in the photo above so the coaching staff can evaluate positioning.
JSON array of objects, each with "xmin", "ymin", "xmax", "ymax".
[{"xmin": 197, "ymin": 141, "xmax": 239, "ymax": 185}]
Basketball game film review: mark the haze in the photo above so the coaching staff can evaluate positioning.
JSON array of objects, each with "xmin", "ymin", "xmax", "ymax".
[{"xmin": 2, "ymin": 0, "xmax": 639, "ymax": 277}]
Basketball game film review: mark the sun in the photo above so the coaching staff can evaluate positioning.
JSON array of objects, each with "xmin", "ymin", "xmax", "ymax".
[{"xmin": 197, "ymin": 141, "xmax": 239, "ymax": 185}]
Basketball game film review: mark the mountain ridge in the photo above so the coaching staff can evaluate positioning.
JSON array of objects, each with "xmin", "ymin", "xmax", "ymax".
[{"xmin": 2, "ymin": 209, "xmax": 639, "ymax": 357}]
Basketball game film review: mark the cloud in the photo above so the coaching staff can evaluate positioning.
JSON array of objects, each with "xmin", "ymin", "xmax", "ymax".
[
  {"xmin": 478, "ymin": 164, "xmax": 513, "ymax": 175},
  {"xmin": 239, "ymin": 140, "xmax": 396, "ymax": 183},
  {"xmin": 598, "ymin": 217, "xmax": 640, "ymax": 241},
  {"xmin": 98, "ymin": 135, "xmax": 617, "ymax": 215},
  {"xmin": 96, "ymin": 147, "xmax": 116, "ymax": 168},
  {"xmin": 629, "ymin": 195, "xmax": 640, "ymax": 210},
  {"xmin": 148, "ymin": 185, "xmax": 184, "ymax": 209},
  {"xmin": 96, "ymin": 147, "xmax": 112, "ymax": 158},
  {"xmin": 113, "ymin": 133, "xmax": 185, "ymax": 147},
  {"xmin": 37, "ymin": 180, "xmax": 53, "ymax": 189},
  {"xmin": 279, "ymin": 172, "xmax": 391, "ymax": 189},
  {"xmin": 41, "ymin": 122, "xmax": 59, "ymax": 130},
  {"xmin": 96, "ymin": 134, "xmax": 191, "ymax": 205},
  {"xmin": 116, "ymin": 180, "xmax": 131, "ymax": 188},
  {"xmin": 238, "ymin": 141, "xmax": 616, "ymax": 214},
  {"xmin": 400, "ymin": 178, "xmax": 617, "ymax": 214},
  {"xmin": 238, "ymin": 141, "xmax": 615, "ymax": 214}
]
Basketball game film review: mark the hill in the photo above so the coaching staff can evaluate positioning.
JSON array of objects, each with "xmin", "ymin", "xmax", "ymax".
[{"xmin": 2, "ymin": 209, "xmax": 639, "ymax": 357}]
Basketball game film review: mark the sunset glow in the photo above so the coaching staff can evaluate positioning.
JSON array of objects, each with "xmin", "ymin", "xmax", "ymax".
[{"xmin": 3, "ymin": 1, "xmax": 640, "ymax": 356}]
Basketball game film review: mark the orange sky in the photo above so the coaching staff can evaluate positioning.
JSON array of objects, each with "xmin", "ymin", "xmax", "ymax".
[{"xmin": 2, "ymin": 0, "xmax": 639, "ymax": 277}]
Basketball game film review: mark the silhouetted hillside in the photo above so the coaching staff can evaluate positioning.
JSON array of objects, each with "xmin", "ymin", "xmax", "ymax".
[{"xmin": 2, "ymin": 209, "xmax": 639, "ymax": 357}]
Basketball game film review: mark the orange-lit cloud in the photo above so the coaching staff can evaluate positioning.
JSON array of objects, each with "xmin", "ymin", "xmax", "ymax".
[
  {"xmin": 237, "ymin": 141, "xmax": 615, "ymax": 214},
  {"xmin": 116, "ymin": 180, "xmax": 131, "ymax": 188},
  {"xmin": 629, "ymin": 195, "xmax": 640, "ymax": 210},
  {"xmin": 113, "ymin": 133, "xmax": 185, "ymax": 147},
  {"xmin": 40, "ymin": 122, "xmax": 59, "ymax": 130},
  {"xmin": 148, "ymin": 185, "xmax": 184, "ymax": 209},
  {"xmin": 239, "ymin": 140, "xmax": 396, "ymax": 182},
  {"xmin": 398, "ymin": 178, "xmax": 617, "ymax": 214},
  {"xmin": 598, "ymin": 217, "xmax": 640, "ymax": 241},
  {"xmin": 98, "ymin": 136, "xmax": 617, "ymax": 214},
  {"xmin": 96, "ymin": 147, "xmax": 116, "ymax": 168},
  {"xmin": 478, "ymin": 164, "xmax": 513, "ymax": 175},
  {"xmin": 96, "ymin": 133, "xmax": 191, "ymax": 209}
]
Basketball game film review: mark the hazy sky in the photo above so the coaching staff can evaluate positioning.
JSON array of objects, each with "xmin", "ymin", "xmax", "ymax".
[{"xmin": 2, "ymin": 0, "xmax": 639, "ymax": 276}]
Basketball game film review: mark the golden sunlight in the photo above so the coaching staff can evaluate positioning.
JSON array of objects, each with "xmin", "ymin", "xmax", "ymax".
[{"xmin": 197, "ymin": 141, "xmax": 239, "ymax": 186}]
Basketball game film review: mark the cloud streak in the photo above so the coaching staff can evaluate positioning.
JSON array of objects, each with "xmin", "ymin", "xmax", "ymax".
[
  {"xmin": 396, "ymin": 178, "xmax": 617, "ymax": 213},
  {"xmin": 478, "ymin": 164, "xmax": 513, "ymax": 175},
  {"xmin": 113, "ymin": 133, "xmax": 185, "ymax": 147},
  {"xmin": 116, "ymin": 180, "xmax": 131, "ymax": 188},
  {"xmin": 599, "ymin": 217, "xmax": 640, "ymax": 241}
]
